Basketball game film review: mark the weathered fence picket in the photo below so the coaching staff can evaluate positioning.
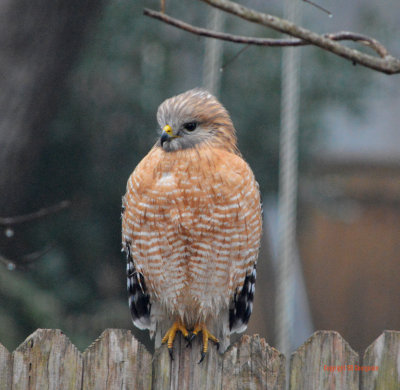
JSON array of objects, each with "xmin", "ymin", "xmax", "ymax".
[
  {"xmin": 11, "ymin": 329, "xmax": 82, "ymax": 390},
  {"xmin": 0, "ymin": 329, "xmax": 399, "ymax": 389},
  {"xmin": 0, "ymin": 342, "xmax": 11, "ymax": 390},
  {"xmin": 83, "ymin": 328, "xmax": 152, "ymax": 390},
  {"xmin": 152, "ymin": 333, "xmax": 285, "ymax": 389},
  {"xmin": 362, "ymin": 330, "xmax": 400, "ymax": 390},
  {"xmin": 289, "ymin": 331, "xmax": 359, "ymax": 390}
]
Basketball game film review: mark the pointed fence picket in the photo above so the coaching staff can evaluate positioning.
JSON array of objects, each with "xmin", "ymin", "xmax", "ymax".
[{"xmin": 0, "ymin": 329, "xmax": 399, "ymax": 389}]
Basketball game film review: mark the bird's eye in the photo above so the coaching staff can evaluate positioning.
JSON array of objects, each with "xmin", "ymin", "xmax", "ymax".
[{"xmin": 183, "ymin": 122, "xmax": 197, "ymax": 131}]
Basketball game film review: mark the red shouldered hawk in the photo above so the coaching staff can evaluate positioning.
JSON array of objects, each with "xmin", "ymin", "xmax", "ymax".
[{"xmin": 122, "ymin": 89, "xmax": 262, "ymax": 361}]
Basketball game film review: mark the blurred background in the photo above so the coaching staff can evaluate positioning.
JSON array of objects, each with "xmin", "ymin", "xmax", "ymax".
[{"xmin": 0, "ymin": 0, "xmax": 399, "ymax": 356}]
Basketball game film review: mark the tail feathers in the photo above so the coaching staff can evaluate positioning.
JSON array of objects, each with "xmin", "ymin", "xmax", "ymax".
[
  {"xmin": 124, "ymin": 242, "xmax": 152, "ymax": 330},
  {"xmin": 229, "ymin": 264, "xmax": 256, "ymax": 334}
]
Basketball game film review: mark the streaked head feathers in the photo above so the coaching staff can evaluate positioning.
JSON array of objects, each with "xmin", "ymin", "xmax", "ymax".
[{"xmin": 156, "ymin": 89, "xmax": 238, "ymax": 153}]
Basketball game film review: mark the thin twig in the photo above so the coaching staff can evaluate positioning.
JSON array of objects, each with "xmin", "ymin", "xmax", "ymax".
[
  {"xmin": 0, "ymin": 245, "xmax": 55, "ymax": 270},
  {"xmin": 144, "ymin": 8, "xmax": 305, "ymax": 46},
  {"xmin": 220, "ymin": 45, "xmax": 250, "ymax": 71},
  {"xmin": 325, "ymin": 32, "xmax": 388, "ymax": 58},
  {"xmin": 144, "ymin": 8, "xmax": 393, "ymax": 61},
  {"xmin": 20, "ymin": 244, "xmax": 55, "ymax": 264},
  {"xmin": 0, "ymin": 254, "xmax": 16, "ymax": 270},
  {"xmin": 0, "ymin": 200, "xmax": 71, "ymax": 226},
  {"xmin": 303, "ymin": 0, "xmax": 332, "ymax": 17},
  {"xmin": 198, "ymin": 0, "xmax": 400, "ymax": 74}
]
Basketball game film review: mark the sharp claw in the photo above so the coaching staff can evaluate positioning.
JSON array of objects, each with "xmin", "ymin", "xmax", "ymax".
[
  {"xmin": 198, "ymin": 351, "xmax": 206, "ymax": 364},
  {"xmin": 162, "ymin": 320, "xmax": 190, "ymax": 357},
  {"xmin": 185, "ymin": 332, "xmax": 192, "ymax": 341},
  {"xmin": 186, "ymin": 332, "xmax": 195, "ymax": 348},
  {"xmin": 216, "ymin": 342, "xmax": 220, "ymax": 351}
]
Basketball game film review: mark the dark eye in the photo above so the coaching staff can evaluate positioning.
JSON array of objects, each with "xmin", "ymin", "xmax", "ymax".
[{"xmin": 183, "ymin": 121, "xmax": 197, "ymax": 131}]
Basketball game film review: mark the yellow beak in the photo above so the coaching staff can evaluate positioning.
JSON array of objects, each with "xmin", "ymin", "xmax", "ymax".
[
  {"xmin": 161, "ymin": 124, "xmax": 179, "ymax": 147},
  {"xmin": 163, "ymin": 124, "xmax": 174, "ymax": 136}
]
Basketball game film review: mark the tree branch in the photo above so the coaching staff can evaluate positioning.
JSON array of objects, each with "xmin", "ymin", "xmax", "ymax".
[
  {"xmin": 0, "ymin": 254, "xmax": 16, "ymax": 270},
  {"xmin": 324, "ymin": 32, "xmax": 388, "ymax": 58},
  {"xmin": 0, "ymin": 245, "xmax": 54, "ymax": 270},
  {"xmin": 200, "ymin": 0, "xmax": 400, "ymax": 74},
  {"xmin": 144, "ymin": 8, "xmax": 305, "ymax": 47},
  {"xmin": 0, "ymin": 200, "xmax": 70, "ymax": 226},
  {"xmin": 144, "ymin": 0, "xmax": 400, "ymax": 74},
  {"xmin": 144, "ymin": 8, "xmax": 389, "ymax": 58}
]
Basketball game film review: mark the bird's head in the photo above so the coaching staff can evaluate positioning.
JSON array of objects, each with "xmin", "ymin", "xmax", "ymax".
[{"xmin": 156, "ymin": 89, "xmax": 238, "ymax": 153}]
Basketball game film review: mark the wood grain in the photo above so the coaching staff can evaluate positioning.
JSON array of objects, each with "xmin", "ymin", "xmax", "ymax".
[
  {"xmin": 0, "ymin": 342, "xmax": 11, "ymax": 390},
  {"xmin": 11, "ymin": 328, "xmax": 82, "ymax": 390},
  {"xmin": 82, "ymin": 328, "xmax": 152, "ymax": 390},
  {"xmin": 290, "ymin": 330, "xmax": 359, "ymax": 390},
  {"xmin": 152, "ymin": 332, "xmax": 285, "ymax": 389},
  {"xmin": 1, "ymin": 328, "xmax": 399, "ymax": 389},
  {"xmin": 362, "ymin": 330, "xmax": 400, "ymax": 390}
]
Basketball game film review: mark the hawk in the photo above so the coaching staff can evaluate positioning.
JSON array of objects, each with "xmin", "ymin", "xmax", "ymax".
[{"xmin": 122, "ymin": 89, "xmax": 262, "ymax": 361}]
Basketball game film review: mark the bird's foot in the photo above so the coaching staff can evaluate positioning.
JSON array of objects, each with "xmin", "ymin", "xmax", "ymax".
[
  {"xmin": 161, "ymin": 320, "xmax": 190, "ymax": 360},
  {"xmin": 186, "ymin": 332, "xmax": 196, "ymax": 348},
  {"xmin": 192, "ymin": 323, "xmax": 219, "ymax": 363}
]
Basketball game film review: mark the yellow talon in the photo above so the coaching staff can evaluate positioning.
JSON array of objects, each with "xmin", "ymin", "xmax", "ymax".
[
  {"xmin": 161, "ymin": 320, "xmax": 190, "ymax": 358},
  {"xmin": 192, "ymin": 323, "xmax": 219, "ymax": 363},
  {"xmin": 161, "ymin": 321, "xmax": 219, "ymax": 362}
]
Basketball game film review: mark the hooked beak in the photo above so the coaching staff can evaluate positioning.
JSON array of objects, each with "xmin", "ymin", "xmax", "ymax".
[{"xmin": 160, "ymin": 124, "xmax": 177, "ymax": 147}]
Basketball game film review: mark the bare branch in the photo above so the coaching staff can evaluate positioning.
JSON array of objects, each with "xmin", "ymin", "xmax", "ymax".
[
  {"xmin": 325, "ymin": 32, "xmax": 388, "ymax": 58},
  {"xmin": 0, "ymin": 254, "xmax": 16, "ymax": 270},
  {"xmin": 144, "ymin": 8, "xmax": 390, "ymax": 59},
  {"xmin": 220, "ymin": 45, "xmax": 250, "ymax": 70},
  {"xmin": 20, "ymin": 244, "xmax": 55, "ymax": 264},
  {"xmin": 0, "ymin": 200, "xmax": 71, "ymax": 226},
  {"xmin": 302, "ymin": 0, "xmax": 332, "ymax": 17},
  {"xmin": 144, "ymin": 8, "xmax": 305, "ymax": 47},
  {"xmin": 0, "ymin": 245, "xmax": 54, "ymax": 270},
  {"xmin": 190, "ymin": 0, "xmax": 400, "ymax": 74}
]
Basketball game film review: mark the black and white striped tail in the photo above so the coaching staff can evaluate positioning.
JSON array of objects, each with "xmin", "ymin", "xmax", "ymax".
[
  {"xmin": 229, "ymin": 264, "xmax": 256, "ymax": 333},
  {"xmin": 124, "ymin": 242, "xmax": 152, "ymax": 329}
]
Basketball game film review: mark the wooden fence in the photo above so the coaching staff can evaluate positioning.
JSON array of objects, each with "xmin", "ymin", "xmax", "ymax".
[{"xmin": 0, "ymin": 328, "xmax": 399, "ymax": 389}]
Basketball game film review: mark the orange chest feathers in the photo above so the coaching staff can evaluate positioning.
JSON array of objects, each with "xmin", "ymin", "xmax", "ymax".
[{"xmin": 123, "ymin": 146, "xmax": 260, "ymax": 235}]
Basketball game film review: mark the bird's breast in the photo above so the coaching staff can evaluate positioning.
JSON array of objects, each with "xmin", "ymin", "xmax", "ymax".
[{"xmin": 122, "ymin": 146, "xmax": 262, "ymax": 316}]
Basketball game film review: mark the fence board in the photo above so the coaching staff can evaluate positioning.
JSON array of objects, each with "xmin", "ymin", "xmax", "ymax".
[
  {"xmin": 222, "ymin": 334, "xmax": 286, "ymax": 390},
  {"xmin": 0, "ymin": 342, "xmax": 11, "ymax": 390},
  {"xmin": 362, "ymin": 330, "xmax": 400, "ymax": 390},
  {"xmin": 289, "ymin": 330, "xmax": 359, "ymax": 390},
  {"xmin": 82, "ymin": 328, "xmax": 152, "ymax": 390},
  {"xmin": 152, "ymin": 333, "xmax": 285, "ymax": 390},
  {"xmin": 1, "ymin": 329, "xmax": 400, "ymax": 389},
  {"xmin": 11, "ymin": 328, "xmax": 82, "ymax": 390},
  {"xmin": 152, "ymin": 332, "xmax": 222, "ymax": 390}
]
